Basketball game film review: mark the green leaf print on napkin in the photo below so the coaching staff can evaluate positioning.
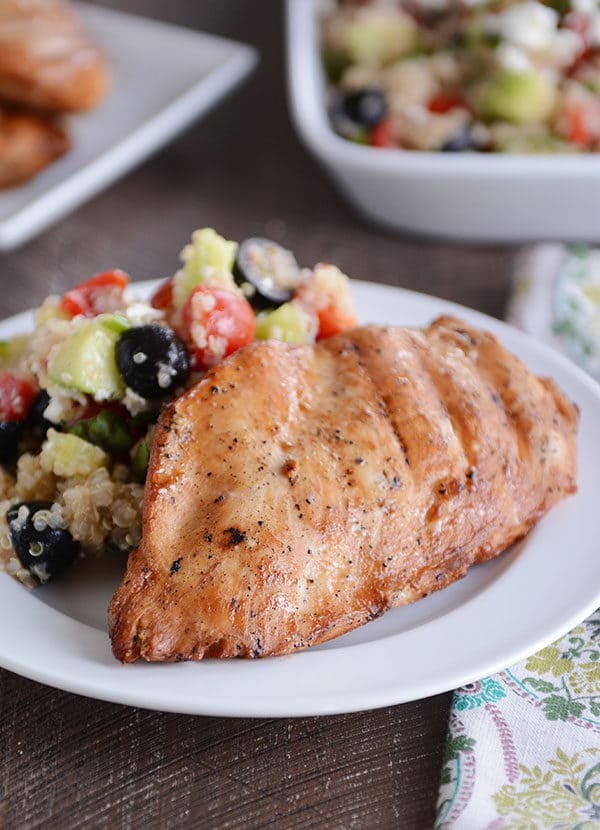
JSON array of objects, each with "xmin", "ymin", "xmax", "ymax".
[
  {"xmin": 541, "ymin": 696, "xmax": 585, "ymax": 722},
  {"xmin": 492, "ymin": 749, "xmax": 600, "ymax": 829},
  {"xmin": 439, "ymin": 735, "xmax": 476, "ymax": 786},
  {"xmin": 525, "ymin": 646, "xmax": 574, "ymax": 677},
  {"xmin": 519, "ymin": 623, "xmax": 600, "ymax": 726}
]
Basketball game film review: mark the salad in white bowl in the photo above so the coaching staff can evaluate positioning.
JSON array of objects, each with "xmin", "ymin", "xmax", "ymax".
[
  {"xmin": 324, "ymin": 0, "xmax": 600, "ymax": 153},
  {"xmin": 286, "ymin": 0, "xmax": 600, "ymax": 239}
]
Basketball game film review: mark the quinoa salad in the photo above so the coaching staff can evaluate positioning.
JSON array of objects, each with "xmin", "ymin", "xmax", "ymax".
[
  {"xmin": 0, "ymin": 229, "xmax": 358, "ymax": 587},
  {"xmin": 323, "ymin": 0, "xmax": 600, "ymax": 152}
]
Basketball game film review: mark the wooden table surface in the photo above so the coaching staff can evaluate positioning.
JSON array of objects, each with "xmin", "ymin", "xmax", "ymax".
[{"xmin": 0, "ymin": 2, "xmax": 520, "ymax": 827}]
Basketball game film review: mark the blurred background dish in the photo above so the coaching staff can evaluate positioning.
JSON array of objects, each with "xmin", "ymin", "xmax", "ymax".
[
  {"xmin": 321, "ymin": 0, "xmax": 600, "ymax": 155},
  {"xmin": 286, "ymin": 0, "xmax": 600, "ymax": 241},
  {"xmin": 0, "ymin": 0, "xmax": 110, "ymax": 115},
  {"xmin": 0, "ymin": 0, "xmax": 110, "ymax": 190},
  {"xmin": 0, "ymin": 2, "xmax": 257, "ymax": 250},
  {"xmin": 0, "ymin": 108, "xmax": 70, "ymax": 189}
]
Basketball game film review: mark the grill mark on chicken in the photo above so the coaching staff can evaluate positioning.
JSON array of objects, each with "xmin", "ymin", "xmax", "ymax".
[
  {"xmin": 473, "ymin": 352, "xmax": 530, "ymax": 465},
  {"xmin": 350, "ymin": 352, "xmax": 412, "ymax": 472},
  {"xmin": 377, "ymin": 393, "xmax": 412, "ymax": 470},
  {"xmin": 109, "ymin": 317, "xmax": 578, "ymax": 662},
  {"xmin": 415, "ymin": 342, "xmax": 477, "ymax": 475}
]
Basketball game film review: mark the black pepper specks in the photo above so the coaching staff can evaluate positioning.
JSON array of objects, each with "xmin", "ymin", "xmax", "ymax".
[
  {"xmin": 224, "ymin": 527, "xmax": 246, "ymax": 546},
  {"xmin": 170, "ymin": 557, "xmax": 182, "ymax": 574}
]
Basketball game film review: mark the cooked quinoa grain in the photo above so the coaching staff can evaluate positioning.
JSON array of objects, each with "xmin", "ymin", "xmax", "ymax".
[{"xmin": 0, "ymin": 459, "xmax": 144, "ymax": 581}]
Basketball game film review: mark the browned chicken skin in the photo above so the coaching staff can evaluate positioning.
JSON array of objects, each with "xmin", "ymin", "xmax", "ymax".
[
  {"xmin": 0, "ymin": 106, "xmax": 69, "ymax": 188},
  {"xmin": 109, "ymin": 317, "xmax": 578, "ymax": 663},
  {"xmin": 0, "ymin": 0, "xmax": 109, "ymax": 113}
]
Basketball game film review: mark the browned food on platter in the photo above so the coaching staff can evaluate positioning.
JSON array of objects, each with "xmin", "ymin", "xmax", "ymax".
[
  {"xmin": 0, "ymin": 106, "xmax": 69, "ymax": 188},
  {"xmin": 109, "ymin": 317, "xmax": 578, "ymax": 663},
  {"xmin": 0, "ymin": 0, "xmax": 110, "ymax": 113}
]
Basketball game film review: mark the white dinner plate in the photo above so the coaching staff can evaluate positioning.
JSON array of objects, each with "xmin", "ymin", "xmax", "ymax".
[
  {"xmin": 0, "ymin": 5, "xmax": 257, "ymax": 250},
  {"xmin": 0, "ymin": 280, "xmax": 599, "ymax": 717}
]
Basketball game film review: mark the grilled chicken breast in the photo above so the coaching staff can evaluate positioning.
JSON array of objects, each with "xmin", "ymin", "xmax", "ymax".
[
  {"xmin": 0, "ymin": 106, "xmax": 69, "ymax": 188},
  {"xmin": 0, "ymin": 0, "xmax": 109, "ymax": 113},
  {"xmin": 110, "ymin": 317, "xmax": 578, "ymax": 662}
]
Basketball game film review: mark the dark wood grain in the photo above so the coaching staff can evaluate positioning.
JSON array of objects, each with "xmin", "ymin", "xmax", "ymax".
[
  {"xmin": 0, "ymin": 673, "xmax": 451, "ymax": 830},
  {"xmin": 0, "ymin": 1, "xmax": 518, "ymax": 827}
]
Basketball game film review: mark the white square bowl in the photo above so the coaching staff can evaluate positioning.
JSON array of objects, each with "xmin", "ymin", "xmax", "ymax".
[{"xmin": 286, "ymin": 0, "xmax": 600, "ymax": 242}]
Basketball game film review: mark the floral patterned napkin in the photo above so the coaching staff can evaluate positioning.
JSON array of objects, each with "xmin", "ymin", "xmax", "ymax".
[{"xmin": 435, "ymin": 246, "xmax": 600, "ymax": 829}]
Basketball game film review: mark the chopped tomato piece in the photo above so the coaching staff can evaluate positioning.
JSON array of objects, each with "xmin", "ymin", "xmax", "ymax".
[
  {"xmin": 316, "ymin": 304, "xmax": 360, "ymax": 340},
  {"xmin": 294, "ymin": 263, "xmax": 358, "ymax": 340},
  {"xmin": 428, "ymin": 91, "xmax": 465, "ymax": 114},
  {"xmin": 370, "ymin": 117, "xmax": 394, "ymax": 147},
  {"xmin": 150, "ymin": 278, "xmax": 173, "ymax": 311},
  {"xmin": 0, "ymin": 372, "xmax": 36, "ymax": 421},
  {"xmin": 567, "ymin": 103, "xmax": 595, "ymax": 147},
  {"xmin": 182, "ymin": 285, "xmax": 256, "ymax": 369},
  {"xmin": 61, "ymin": 270, "xmax": 130, "ymax": 317}
]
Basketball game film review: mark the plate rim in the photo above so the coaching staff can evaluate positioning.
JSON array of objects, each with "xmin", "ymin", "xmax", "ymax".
[{"xmin": 0, "ymin": 278, "xmax": 598, "ymax": 717}]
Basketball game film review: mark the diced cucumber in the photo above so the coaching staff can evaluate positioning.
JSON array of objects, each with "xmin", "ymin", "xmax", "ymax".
[
  {"xmin": 40, "ymin": 429, "xmax": 108, "ymax": 477},
  {"xmin": 0, "ymin": 335, "xmax": 29, "ymax": 368},
  {"xmin": 495, "ymin": 128, "xmax": 573, "ymax": 154},
  {"xmin": 342, "ymin": 12, "xmax": 418, "ymax": 67},
  {"xmin": 256, "ymin": 302, "xmax": 316, "ymax": 344},
  {"xmin": 102, "ymin": 313, "xmax": 131, "ymax": 334},
  {"xmin": 173, "ymin": 228, "xmax": 238, "ymax": 310},
  {"xmin": 478, "ymin": 70, "xmax": 556, "ymax": 125},
  {"xmin": 348, "ymin": 127, "xmax": 370, "ymax": 145},
  {"xmin": 48, "ymin": 318, "xmax": 125, "ymax": 400}
]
